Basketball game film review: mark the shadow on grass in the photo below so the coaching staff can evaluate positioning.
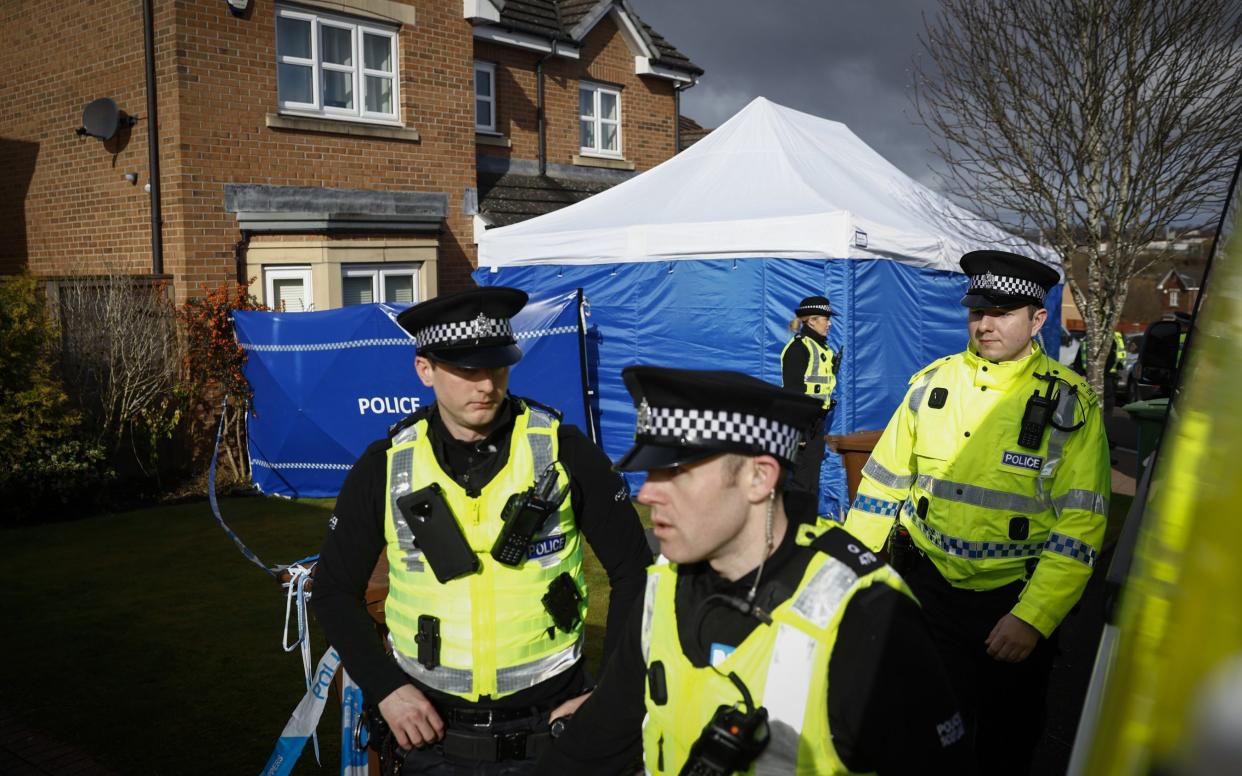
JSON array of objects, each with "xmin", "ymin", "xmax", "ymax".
[{"xmin": 0, "ymin": 495, "xmax": 628, "ymax": 774}]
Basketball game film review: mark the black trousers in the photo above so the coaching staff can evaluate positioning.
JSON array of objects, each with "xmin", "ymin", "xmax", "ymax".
[
  {"xmin": 904, "ymin": 554, "xmax": 1057, "ymax": 775},
  {"xmin": 790, "ymin": 414, "xmax": 826, "ymax": 503}
]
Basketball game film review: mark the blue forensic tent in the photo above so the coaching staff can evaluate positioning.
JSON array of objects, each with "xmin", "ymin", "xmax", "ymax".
[
  {"xmin": 235, "ymin": 289, "xmax": 591, "ymax": 497},
  {"xmin": 475, "ymin": 97, "xmax": 1062, "ymax": 518}
]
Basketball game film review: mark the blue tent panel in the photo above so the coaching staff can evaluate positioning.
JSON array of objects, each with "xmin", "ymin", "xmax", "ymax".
[
  {"xmin": 476, "ymin": 258, "xmax": 1064, "ymax": 518},
  {"xmin": 235, "ymin": 289, "xmax": 588, "ymax": 498}
]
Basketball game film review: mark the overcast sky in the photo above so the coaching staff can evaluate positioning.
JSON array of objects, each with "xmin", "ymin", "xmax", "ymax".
[{"xmin": 629, "ymin": 0, "xmax": 945, "ymax": 188}]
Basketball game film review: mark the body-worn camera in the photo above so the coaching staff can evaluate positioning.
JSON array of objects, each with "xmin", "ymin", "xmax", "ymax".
[
  {"xmin": 396, "ymin": 483, "xmax": 478, "ymax": 583},
  {"xmin": 680, "ymin": 704, "xmax": 770, "ymax": 776}
]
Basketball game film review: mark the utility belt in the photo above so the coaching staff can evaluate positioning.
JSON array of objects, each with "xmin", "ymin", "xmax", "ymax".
[
  {"xmin": 436, "ymin": 720, "xmax": 553, "ymax": 763},
  {"xmin": 362, "ymin": 701, "xmax": 557, "ymax": 770}
]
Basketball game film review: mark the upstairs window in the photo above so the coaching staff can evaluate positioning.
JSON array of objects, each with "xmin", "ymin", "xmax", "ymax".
[
  {"xmin": 276, "ymin": 5, "xmax": 399, "ymax": 123},
  {"xmin": 579, "ymin": 81, "xmax": 621, "ymax": 157},
  {"xmin": 474, "ymin": 61, "xmax": 497, "ymax": 132}
]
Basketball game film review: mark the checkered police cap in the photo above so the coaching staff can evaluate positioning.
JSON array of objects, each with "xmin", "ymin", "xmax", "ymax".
[
  {"xmin": 795, "ymin": 295, "xmax": 834, "ymax": 317},
  {"xmin": 966, "ymin": 271, "xmax": 1046, "ymax": 304},
  {"xmin": 413, "ymin": 314, "xmax": 514, "ymax": 351},
  {"xmin": 396, "ymin": 286, "xmax": 527, "ymax": 368},
  {"xmin": 959, "ymin": 250, "xmax": 1060, "ymax": 309},
  {"xmin": 616, "ymin": 366, "xmax": 825, "ymax": 472},
  {"xmin": 637, "ymin": 402, "xmax": 803, "ymax": 465}
]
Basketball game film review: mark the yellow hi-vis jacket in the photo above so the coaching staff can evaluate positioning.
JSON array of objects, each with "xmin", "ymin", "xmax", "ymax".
[
  {"xmin": 842, "ymin": 343, "xmax": 1109, "ymax": 637},
  {"xmin": 640, "ymin": 527, "xmax": 911, "ymax": 775},
  {"xmin": 382, "ymin": 403, "xmax": 585, "ymax": 701},
  {"xmin": 1112, "ymin": 331, "xmax": 1127, "ymax": 375},
  {"xmin": 782, "ymin": 334, "xmax": 837, "ymax": 407}
]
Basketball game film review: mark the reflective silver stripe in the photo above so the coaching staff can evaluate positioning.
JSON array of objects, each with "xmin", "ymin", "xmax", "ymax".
[
  {"xmin": 910, "ymin": 512, "xmax": 1046, "ymax": 560},
  {"xmin": 527, "ymin": 431, "xmax": 554, "ymax": 476},
  {"xmin": 392, "ymin": 636, "xmax": 583, "ymax": 696},
  {"xmin": 393, "ymin": 422, "xmax": 419, "ymax": 446},
  {"xmin": 1038, "ymin": 388, "xmax": 1078, "ymax": 509},
  {"xmin": 388, "ymin": 445, "xmax": 425, "ymax": 573},
  {"xmin": 760, "ymin": 623, "xmax": 816, "ymax": 760},
  {"xmin": 755, "ymin": 557, "xmax": 858, "ymax": 768},
  {"xmin": 1053, "ymin": 488, "xmax": 1108, "ymax": 517},
  {"xmin": 916, "ymin": 474, "xmax": 1048, "ymax": 513},
  {"xmin": 807, "ymin": 339, "xmax": 824, "ymax": 382},
  {"xmin": 640, "ymin": 570, "xmax": 661, "ymax": 663},
  {"xmin": 908, "ymin": 366, "xmax": 940, "ymax": 412},
  {"xmin": 496, "ymin": 637, "xmax": 583, "ymax": 693},
  {"xmin": 862, "ymin": 457, "xmax": 914, "ymax": 491},
  {"xmin": 393, "ymin": 644, "xmax": 474, "ymax": 694},
  {"xmin": 526, "ymin": 405, "xmax": 554, "ymax": 430},
  {"xmin": 791, "ymin": 557, "xmax": 857, "ymax": 629}
]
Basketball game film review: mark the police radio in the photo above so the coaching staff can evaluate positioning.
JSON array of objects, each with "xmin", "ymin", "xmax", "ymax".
[
  {"xmin": 491, "ymin": 465, "xmax": 567, "ymax": 566},
  {"xmin": 1018, "ymin": 389, "xmax": 1055, "ymax": 449},
  {"xmin": 680, "ymin": 672, "xmax": 770, "ymax": 776},
  {"xmin": 1019, "ymin": 369, "xmax": 1085, "ymax": 449}
]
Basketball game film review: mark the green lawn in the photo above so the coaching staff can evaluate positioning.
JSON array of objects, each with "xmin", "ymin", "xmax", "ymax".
[
  {"xmin": 0, "ymin": 495, "xmax": 618, "ymax": 774},
  {"xmin": 0, "ymin": 492, "xmax": 1122, "ymax": 774}
]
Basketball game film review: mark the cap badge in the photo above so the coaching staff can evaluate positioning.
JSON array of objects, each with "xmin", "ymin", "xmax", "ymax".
[
  {"xmin": 471, "ymin": 312, "xmax": 488, "ymax": 338},
  {"xmin": 635, "ymin": 398, "xmax": 652, "ymax": 436}
]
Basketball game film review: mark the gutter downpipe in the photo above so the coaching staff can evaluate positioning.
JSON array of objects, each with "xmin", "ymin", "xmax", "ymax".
[
  {"xmin": 673, "ymin": 76, "xmax": 698, "ymax": 154},
  {"xmin": 537, "ymin": 44, "xmax": 556, "ymax": 177},
  {"xmin": 142, "ymin": 0, "xmax": 164, "ymax": 275},
  {"xmin": 234, "ymin": 233, "xmax": 251, "ymax": 285}
]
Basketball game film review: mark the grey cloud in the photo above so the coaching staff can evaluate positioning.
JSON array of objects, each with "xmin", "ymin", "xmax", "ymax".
[{"xmin": 630, "ymin": 0, "xmax": 943, "ymax": 183}]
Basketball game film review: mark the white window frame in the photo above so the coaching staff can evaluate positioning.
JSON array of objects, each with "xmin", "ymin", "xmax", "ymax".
[
  {"xmin": 275, "ymin": 5, "xmax": 400, "ymax": 125},
  {"xmin": 474, "ymin": 60, "xmax": 497, "ymax": 132},
  {"xmin": 579, "ymin": 81, "xmax": 622, "ymax": 159},
  {"xmin": 341, "ymin": 263, "xmax": 421, "ymax": 306},
  {"xmin": 265, "ymin": 265, "xmax": 314, "ymax": 312}
]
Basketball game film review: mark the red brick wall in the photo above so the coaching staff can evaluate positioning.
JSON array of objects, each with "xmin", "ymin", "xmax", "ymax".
[
  {"xmin": 0, "ymin": 0, "xmax": 168, "ymax": 278},
  {"xmin": 2, "ymin": 0, "xmax": 480, "ymax": 298},
  {"xmin": 3, "ymin": 2, "xmax": 682, "ymax": 297},
  {"xmin": 477, "ymin": 15, "xmax": 678, "ymax": 171},
  {"xmin": 168, "ymin": 0, "xmax": 478, "ymax": 297}
]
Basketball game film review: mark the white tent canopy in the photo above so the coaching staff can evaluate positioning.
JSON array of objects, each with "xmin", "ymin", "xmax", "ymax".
[{"xmin": 479, "ymin": 96, "xmax": 1058, "ymax": 276}]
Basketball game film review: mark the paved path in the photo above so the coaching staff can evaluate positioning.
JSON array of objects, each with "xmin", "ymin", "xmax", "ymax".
[{"xmin": 0, "ymin": 708, "xmax": 117, "ymax": 775}]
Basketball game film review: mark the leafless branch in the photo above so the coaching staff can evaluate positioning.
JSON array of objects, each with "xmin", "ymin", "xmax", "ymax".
[{"xmin": 915, "ymin": 0, "xmax": 1242, "ymax": 394}]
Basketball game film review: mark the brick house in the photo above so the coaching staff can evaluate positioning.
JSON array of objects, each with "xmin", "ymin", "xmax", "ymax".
[
  {"xmin": 1154, "ymin": 269, "xmax": 1199, "ymax": 317},
  {"xmin": 0, "ymin": 0, "xmax": 700, "ymax": 310}
]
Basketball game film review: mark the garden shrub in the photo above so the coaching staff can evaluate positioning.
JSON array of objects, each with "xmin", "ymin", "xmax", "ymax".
[{"xmin": 0, "ymin": 275, "xmax": 111, "ymax": 523}]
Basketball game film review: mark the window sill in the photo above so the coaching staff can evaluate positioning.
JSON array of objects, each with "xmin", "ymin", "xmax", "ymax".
[
  {"xmin": 572, "ymin": 154, "xmax": 635, "ymax": 171},
  {"xmin": 475, "ymin": 133, "xmax": 511, "ymax": 148},
  {"xmin": 266, "ymin": 113, "xmax": 421, "ymax": 143}
]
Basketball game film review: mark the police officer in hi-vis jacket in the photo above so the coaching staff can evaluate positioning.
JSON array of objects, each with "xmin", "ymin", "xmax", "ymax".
[
  {"xmin": 313, "ymin": 287, "xmax": 652, "ymax": 774},
  {"xmin": 843, "ymin": 250, "xmax": 1110, "ymax": 773},
  {"xmin": 536, "ymin": 367, "xmax": 971, "ymax": 774},
  {"xmin": 781, "ymin": 294, "xmax": 841, "ymax": 512}
]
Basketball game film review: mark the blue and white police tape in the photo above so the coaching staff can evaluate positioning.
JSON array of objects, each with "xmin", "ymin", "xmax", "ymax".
[
  {"xmin": 261, "ymin": 649, "xmax": 370, "ymax": 776},
  {"xmin": 262, "ymin": 648, "xmax": 341, "ymax": 776},
  {"xmin": 282, "ymin": 562, "xmax": 319, "ymax": 762}
]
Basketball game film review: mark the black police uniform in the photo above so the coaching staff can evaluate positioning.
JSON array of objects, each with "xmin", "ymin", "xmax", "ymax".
[
  {"xmin": 781, "ymin": 295, "xmax": 838, "ymax": 515},
  {"xmin": 312, "ymin": 287, "xmax": 652, "ymax": 774}
]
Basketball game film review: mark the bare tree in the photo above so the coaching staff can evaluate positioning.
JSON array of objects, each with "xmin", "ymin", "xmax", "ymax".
[
  {"xmin": 915, "ymin": 0, "xmax": 1242, "ymax": 398},
  {"xmin": 56, "ymin": 274, "xmax": 184, "ymax": 477}
]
